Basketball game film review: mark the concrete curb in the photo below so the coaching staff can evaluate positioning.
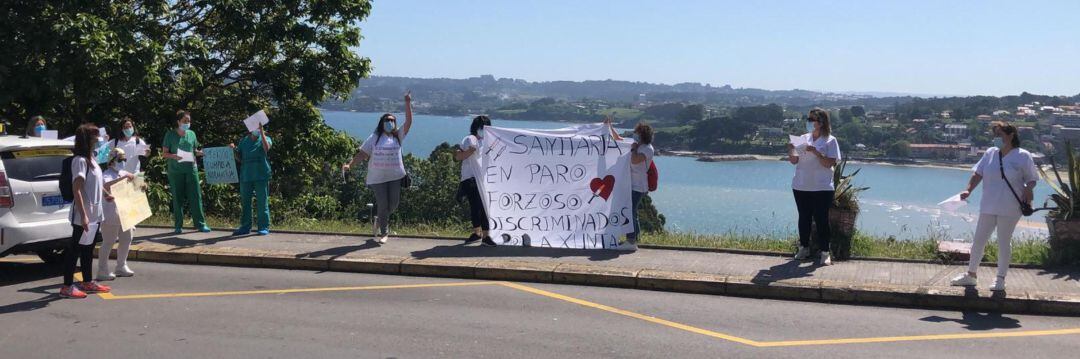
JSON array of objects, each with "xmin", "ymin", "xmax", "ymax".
[{"xmin": 114, "ymin": 243, "xmax": 1080, "ymax": 316}]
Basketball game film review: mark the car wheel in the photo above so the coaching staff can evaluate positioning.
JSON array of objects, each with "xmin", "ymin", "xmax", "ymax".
[{"xmin": 36, "ymin": 249, "xmax": 65, "ymax": 265}]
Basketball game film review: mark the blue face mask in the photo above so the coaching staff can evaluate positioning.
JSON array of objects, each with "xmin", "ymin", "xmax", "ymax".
[
  {"xmin": 993, "ymin": 137, "xmax": 1004, "ymax": 148},
  {"xmin": 476, "ymin": 129, "xmax": 485, "ymax": 138},
  {"xmin": 123, "ymin": 128, "xmax": 134, "ymax": 137},
  {"xmin": 806, "ymin": 121, "xmax": 816, "ymax": 133},
  {"xmin": 115, "ymin": 160, "xmax": 127, "ymax": 169},
  {"xmin": 180, "ymin": 123, "xmax": 191, "ymax": 131},
  {"xmin": 35, "ymin": 124, "xmax": 46, "ymax": 135},
  {"xmin": 383, "ymin": 121, "xmax": 396, "ymax": 132}
]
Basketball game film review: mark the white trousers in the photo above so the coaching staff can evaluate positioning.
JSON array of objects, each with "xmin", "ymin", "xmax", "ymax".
[
  {"xmin": 98, "ymin": 224, "xmax": 134, "ymax": 274},
  {"xmin": 967, "ymin": 213, "xmax": 1019, "ymax": 278}
]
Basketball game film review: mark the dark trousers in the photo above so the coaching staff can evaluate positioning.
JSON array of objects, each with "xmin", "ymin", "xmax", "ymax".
[
  {"xmin": 64, "ymin": 224, "xmax": 100, "ymax": 285},
  {"xmin": 462, "ymin": 179, "xmax": 489, "ymax": 230},
  {"xmin": 793, "ymin": 190, "xmax": 833, "ymax": 252}
]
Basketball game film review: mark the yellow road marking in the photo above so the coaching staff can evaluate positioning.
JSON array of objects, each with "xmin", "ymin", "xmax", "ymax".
[
  {"xmin": 0, "ymin": 257, "xmax": 42, "ymax": 263},
  {"xmin": 498, "ymin": 282, "xmax": 1080, "ymax": 348},
  {"xmin": 91, "ymin": 278, "xmax": 1080, "ymax": 348},
  {"xmin": 101, "ymin": 281, "xmax": 501, "ymax": 300}
]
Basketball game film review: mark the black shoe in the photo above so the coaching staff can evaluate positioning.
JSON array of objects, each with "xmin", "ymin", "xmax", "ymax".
[
  {"xmin": 481, "ymin": 236, "xmax": 497, "ymax": 247},
  {"xmin": 465, "ymin": 233, "xmax": 481, "ymax": 244}
]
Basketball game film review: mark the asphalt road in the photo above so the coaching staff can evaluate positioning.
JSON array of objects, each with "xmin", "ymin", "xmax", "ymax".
[{"xmin": 1, "ymin": 256, "xmax": 1078, "ymax": 358}]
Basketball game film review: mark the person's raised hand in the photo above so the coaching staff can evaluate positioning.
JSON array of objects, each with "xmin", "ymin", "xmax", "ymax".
[
  {"xmin": 404, "ymin": 90, "xmax": 412, "ymax": 103},
  {"xmin": 960, "ymin": 190, "xmax": 971, "ymax": 201}
]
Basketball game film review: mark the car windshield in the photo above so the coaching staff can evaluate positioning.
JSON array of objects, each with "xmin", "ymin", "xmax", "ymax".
[{"xmin": 1, "ymin": 149, "xmax": 72, "ymax": 182}]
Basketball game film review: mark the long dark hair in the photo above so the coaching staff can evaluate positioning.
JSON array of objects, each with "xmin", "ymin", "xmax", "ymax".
[
  {"xmin": 117, "ymin": 116, "xmax": 138, "ymax": 139},
  {"xmin": 374, "ymin": 113, "xmax": 401, "ymax": 142},
  {"xmin": 72, "ymin": 123, "xmax": 99, "ymax": 158},
  {"xmin": 809, "ymin": 108, "xmax": 832, "ymax": 137},
  {"xmin": 470, "ymin": 115, "xmax": 491, "ymax": 136}
]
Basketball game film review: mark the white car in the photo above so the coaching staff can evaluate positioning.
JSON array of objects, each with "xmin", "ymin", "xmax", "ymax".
[{"xmin": 0, "ymin": 135, "xmax": 74, "ymax": 263}]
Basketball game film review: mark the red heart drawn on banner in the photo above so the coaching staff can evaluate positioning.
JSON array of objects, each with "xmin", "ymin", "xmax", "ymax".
[{"xmin": 589, "ymin": 175, "xmax": 616, "ymax": 201}]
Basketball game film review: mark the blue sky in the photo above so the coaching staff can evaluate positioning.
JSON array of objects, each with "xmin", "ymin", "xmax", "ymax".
[{"xmin": 358, "ymin": 0, "xmax": 1080, "ymax": 96}]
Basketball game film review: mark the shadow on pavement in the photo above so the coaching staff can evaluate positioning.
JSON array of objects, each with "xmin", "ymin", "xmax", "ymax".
[
  {"xmin": 135, "ymin": 233, "xmax": 241, "ymax": 249},
  {"xmin": 0, "ymin": 262, "xmax": 63, "ymax": 287},
  {"xmin": 1036, "ymin": 267, "xmax": 1080, "ymax": 282},
  {"xmin": 919, "ymin": 312, "xmax": 1022, "ymax": 330},
  {"xmin": 296, "ymin": 240, "xmax": 382, "ymax": 259},
  {"xmin": 750, "ymin": 260, "xmax": 818, "ymax": 284},
  {"xmin": 411, "ymin": 244, "xmax": 624, "ymax": 262}
]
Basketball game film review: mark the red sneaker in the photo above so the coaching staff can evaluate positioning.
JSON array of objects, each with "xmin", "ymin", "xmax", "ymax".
[
  {"xmin": 76, "ymin": 281, "xmax": 111, "ymax": 293},
  {"xmin": 60, "ymin": 285, "xmax": 88, "ymax": 299}
]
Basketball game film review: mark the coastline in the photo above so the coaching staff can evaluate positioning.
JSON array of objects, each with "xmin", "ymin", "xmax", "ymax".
[{"xmin": 661, "ymin": 150, "xmax": 974, "ymax": 171}]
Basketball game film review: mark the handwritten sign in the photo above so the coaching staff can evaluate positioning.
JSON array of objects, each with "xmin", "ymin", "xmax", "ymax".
[
  {"xmin": 111, "ymin": 179, "xmax": 152, "ymax": 231},
  {"xmin": 476, "ymin": 124, "xmax": 633, "ymax": 249},
  {"xmin": 203, "ymin": 147, "xmax": 238, "ymax": 184}
]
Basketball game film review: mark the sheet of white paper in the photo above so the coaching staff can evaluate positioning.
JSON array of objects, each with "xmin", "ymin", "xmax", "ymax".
[
  {"xmin": 62, "ymin": 136, "xmax": 75, "ymax": 142},
  {"xmin": 136, "ymin": 143, "xmax": 151, "ymax": 156},
  {"xmin": 937, "ymin": 193, "xmax": 968, "ymax": 212},
  {"xmin": 41, "ymin": 130, "xmax": 58, "ymax": 140},
  {"xmin": 177, "ymin": 149, "xmax": 195, "ymax": 163},
  {"xmin": 78, "ymin": 222, "xmax": 100, "ymax": 245},
  {"xmin": 243, "ymin": 110, "xmax": 270, "ymax": 132}
]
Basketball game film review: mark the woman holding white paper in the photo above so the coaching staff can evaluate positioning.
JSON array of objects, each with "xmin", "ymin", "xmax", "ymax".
[
  {"xmin": 951, "ymin": 122, "xmax": 1037, "ymax": 291},
  {"xmin": 97, "ymin": 148, "xmax": 138, "ymax": 281},
  {"xmin": 343, "ymin": 91, "xmax": 414, "ymax": 244},
  {"xmin": 786, "ymin": 108, "xmax": 840, "ymax": 265},
  {"xmin": 607, "ymin": 117, "xmax": 655, "ymax": 252},
  {"xmin": 107, "ymin": 117, "xmax": 149, "ymax": 174},
  {"xmin": 61, "ymin": 124, "xmax": 112, "ymax": 298},
  {"xmin": 161, "ymin": 110, "xmax": 210, "ymax": 234},
  {"xmin": 231, "ymin": 122, "xmax": 273, "ymax": 236}
]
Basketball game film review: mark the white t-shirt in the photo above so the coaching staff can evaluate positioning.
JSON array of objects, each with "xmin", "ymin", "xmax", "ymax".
[
  {"xmin": 630, "ymin": 143, "xmax": 655, "ymax": 193},
  {"xmin": 101, "ymin": 168, "xmax": 132, "ymax": 225},
  {"xmin": 973, "ymin": 147, "xmax": 1039, "ymax": 217},
  {"xmin": 360, "ymin": 132, "xmax": 407, "ymax": 185},
  {"xmin": 107, "ymin": 136, "xmax": 146, "ymax": 173},
  {"xmin": 459, "ymin": 134, "xmax": 484, "ymax": 182},
  {"xmin": 792, "ymin": 133, "xmax": 842, "ymax": 192},
  {"xmin": 69, "ymin": 156, "xmax": 104, "ymax": 225}
]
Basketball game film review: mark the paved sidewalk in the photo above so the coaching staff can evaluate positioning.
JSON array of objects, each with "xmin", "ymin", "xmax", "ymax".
[{"xmin": 119, "ymin": 227, "xmax": 1080, "ymax": 315}]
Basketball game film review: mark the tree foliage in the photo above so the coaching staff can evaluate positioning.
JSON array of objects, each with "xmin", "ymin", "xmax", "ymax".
[{"xmin": 1, "ymin": 0, "xmax": 374, "ymax": 210}]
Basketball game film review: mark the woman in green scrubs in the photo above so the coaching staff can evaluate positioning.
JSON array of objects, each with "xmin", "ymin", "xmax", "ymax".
[
  {"xmin": 232, "ymin": 123, "xmax": 272, "ymax": 235},
  {"xmin": 161, "ymin": 110, "xmax": 211, "ymax": 233}
]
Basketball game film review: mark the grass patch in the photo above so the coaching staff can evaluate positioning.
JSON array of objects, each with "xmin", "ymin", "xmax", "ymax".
[{"xmin": 144, "ymin": 215, "xmax": 1052, "ymax": 265}]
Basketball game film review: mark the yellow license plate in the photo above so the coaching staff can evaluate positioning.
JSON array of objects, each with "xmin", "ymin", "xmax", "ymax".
[{"xmin": 12, "ymin": 149, "xmax": 72, "ymax": 158}]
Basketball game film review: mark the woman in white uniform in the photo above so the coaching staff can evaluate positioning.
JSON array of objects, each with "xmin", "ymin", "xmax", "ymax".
[{"xmin": 951, "ymin": 122, "xmax": 1038, "ymax": 291}]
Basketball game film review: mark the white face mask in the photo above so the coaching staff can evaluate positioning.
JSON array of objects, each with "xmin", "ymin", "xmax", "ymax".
[
  {"xmin": 993, "ymin": 137, "xmax": 1004, "ymax": 148},
  {"xmin": 806, "ymin": 121, "xmax": 816, "ymax": 133},
  {"xmin": 476, "ymin": 129, "xmax": 485, "ymax": 138}
]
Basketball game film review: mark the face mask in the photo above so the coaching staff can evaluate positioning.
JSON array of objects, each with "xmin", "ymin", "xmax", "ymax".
[
  {"xmin": 806, "ymin": 121, "xmax": 816, "ymax": 133},
  {"xmin": 123, "ymin": 128, "xmax": 134, "ymax": 137},
  {"xmin": 35, "ymin": 125, "xmax": 47, "ymax": 135},
  {"xmin": 383, "ymin": 121, "xmax": 396, "ymax": 132},
  {"xmin": 476, "ymin": 129, "xmax": 485, "ymax": 138},
  {"xmin": 251, "ymin": 130, "xmax": 261, "ymax": 138},
  {"xmin": 632, "ymin": 134, "xmax": 642, "ymax": 143},
  {"xmin": 180, "ymin": 123, "xmax": 191, "ymax": 131},
  {"xmin": 993, "ymin": 137, "xmax": 1004, "ymax": 148},
  {"xmin": 115, "ymin": 160, "xmax": 126, "ymax": 169}
]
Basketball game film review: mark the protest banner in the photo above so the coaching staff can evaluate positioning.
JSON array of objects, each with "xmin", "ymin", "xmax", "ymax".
[
  {"xmin": 203, "ymin": 146, "xmax": 239, "ymax": 184},
  {"xmin": 476, "ymin": 124, "xmax": 633, "ymax": 249},
  {"xmin": 111, "ymin": 179, "xmax": 152, "ymax": 231}
]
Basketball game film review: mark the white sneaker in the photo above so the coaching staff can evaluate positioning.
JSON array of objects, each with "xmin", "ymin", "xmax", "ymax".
[
  {"xmin": 794, "ymin": 246, "xmax": 810, "ymax": 260},
  {"xmin": 989, "ymin": 276, "xmax": 1006, "ymax": 291},
  {"xmin": 378, "ymin": 234, "xmax": 389, "ymax": 244},
  {"xmin": 114, "ymin": 266, "xmax": 134, "ymax": 277},
  {"xmin": 612, "ymin": 242, "xmax": 638, "ymax": 252},
  {"xmin": 950, "ymin": 272, "xmax": 977, "ymax": 286},
  {"xmin": 95, "ymin": 272, "xmax": 116, "ymax": 281},
  {"xmin": 819, "ymin": 251, "xmax": 832, "ymax": 266}
]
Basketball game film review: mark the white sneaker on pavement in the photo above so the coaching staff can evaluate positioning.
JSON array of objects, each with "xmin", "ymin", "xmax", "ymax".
[
  {"xmin": 378, "ymin": 234, "xmax": 389, "ymax": 244},
  {"xmin": 794, "ymin": 246, "xmax": 810, "ymax": 260},
  {"xmin": 114, "ymin": 266, "xmax": 134, "ymax": 277},
  {"xmin": 95, "ymin": 272, "xmax": 116, "ymax": 281},
  {"xmin": 989, "ymin": 276, "xmax": 1006, "ymax": 291},
  {"xmin": 950, "ymin": 272, "xmax": 977, "ymax": 286},
  {"xmin": 613, "ymin": 242, "xmax": 638, "ymax": 252},
  {"xmin": 819, "ymin": 251, "xmax": 832, "ymax": 266}
]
